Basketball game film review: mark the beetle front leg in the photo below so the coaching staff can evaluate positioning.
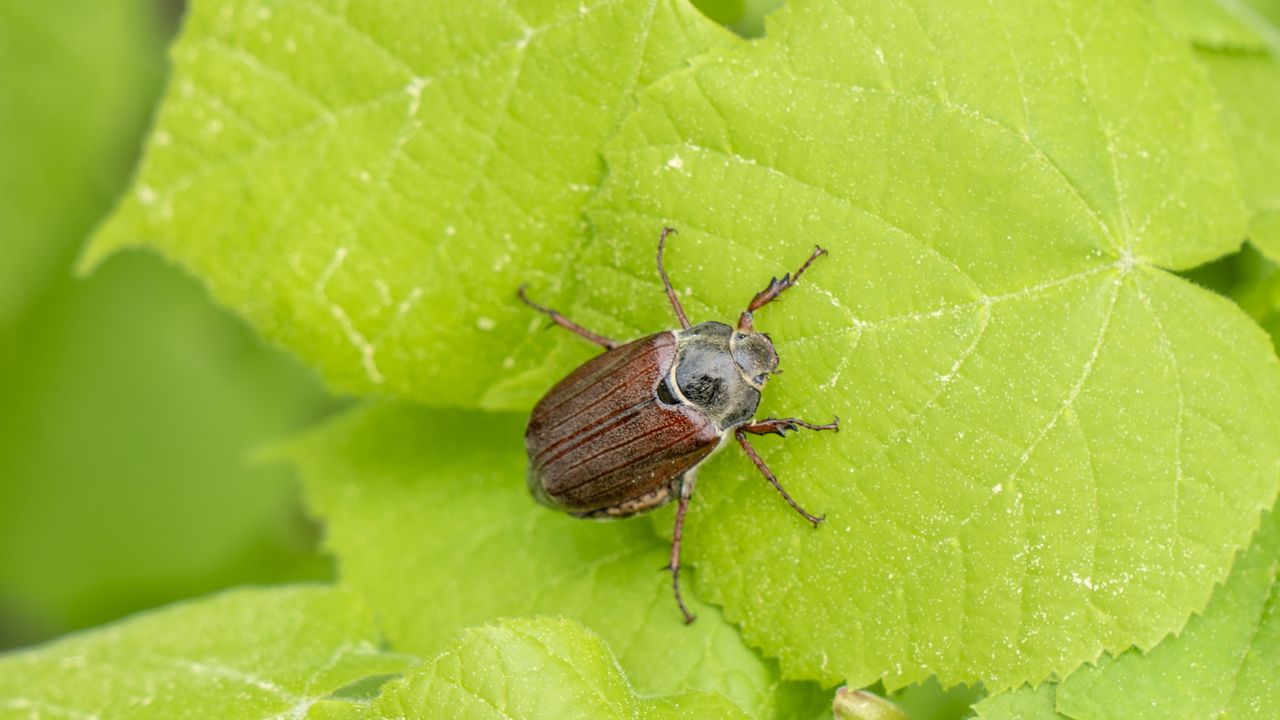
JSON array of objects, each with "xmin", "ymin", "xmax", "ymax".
[
  {"xmin": 740, "ymin": 416, "xmax": 840, "ymax": 438},
  {"xmin": 737, "ymin": 245, "xmax": 827, "ymax": 332},
  {"xmin": 735, "ymin": 428, "xmax": 825, "ymax": 527},
  {"xmin": 517, "ymin": 285, "xmax": 618, "ymax": 350},
  {"xmin": 666, "ymin": 476, "xmax": 697, "ymax": 624}
]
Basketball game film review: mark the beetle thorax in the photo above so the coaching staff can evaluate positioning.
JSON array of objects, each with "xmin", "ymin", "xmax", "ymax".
[{"xmin": 665, "ymin": 321, "xmax": 778, "ymax": 430}]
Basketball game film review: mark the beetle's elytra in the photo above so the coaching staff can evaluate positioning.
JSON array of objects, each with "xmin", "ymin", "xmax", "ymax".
[{"xmin": 520, "ymin": 228, "xmax": 837, "ymax": 623}]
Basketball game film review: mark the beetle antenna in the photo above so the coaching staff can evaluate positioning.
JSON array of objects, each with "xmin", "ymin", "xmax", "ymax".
[{"xmin": 657, "ymin": 227, "xmax": 692, "ymax": 330}]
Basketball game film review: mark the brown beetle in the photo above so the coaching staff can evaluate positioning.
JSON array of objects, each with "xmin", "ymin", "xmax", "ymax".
[{"xmin": 520, "ymin": 228, "xmax": 837, "ymax": 623}]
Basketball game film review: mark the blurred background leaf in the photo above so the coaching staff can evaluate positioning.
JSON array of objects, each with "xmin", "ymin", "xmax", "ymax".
[
  {"xmin": 0, "ymin": 0, "xmax": 164, "ymax": 326},
  {"xmin": 0, "ymin": 0, "xmax": 334, "ymax": 649}
]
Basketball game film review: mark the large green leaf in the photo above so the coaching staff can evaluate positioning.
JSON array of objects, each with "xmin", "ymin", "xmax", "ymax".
[
  {"xmin": 0, "ymin": 0, "xmax": 162, "ymax": 326},
  {"xmin": 974, "ymin": 506, "xmax": 1280, "ymax": 720},
  {"xmin": 580, "ymin": 0, "xmax": 1277, "ymax": 692},
  {"xmin": 290, "ymin": 403, "xmax": 828, "ymax": 720},
  {"xmin": 354, "ymin": 617, "xmax": 750, "ymax": 720},
  {"xmin": 87, "ymin": 0, "xmax": 732, "ymax": 404},
  {"xmin": 0, "ymin": 585, "xmax": 415, "ymax": 719},
  {"xmin": 1056, "ymin": 512, "xmax": 1280, "ymax": 718}
]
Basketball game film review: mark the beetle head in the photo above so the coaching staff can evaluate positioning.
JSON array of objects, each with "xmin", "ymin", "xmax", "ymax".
[{"xmin": 731, "ymin": 331, "xmax": 779, "ymax": 389}]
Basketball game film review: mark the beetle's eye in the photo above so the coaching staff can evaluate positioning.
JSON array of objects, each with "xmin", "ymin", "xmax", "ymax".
[
  {"xmin": 754, "ymin": 373, "xmax": 768, "ymax": 385},
  {"xmin": 735, "ymin": 333, "xmax": 747, "ymax": 341},
  {"xmin": 656, "ymin": 378, "xmax": 680, "ymax": 405}
]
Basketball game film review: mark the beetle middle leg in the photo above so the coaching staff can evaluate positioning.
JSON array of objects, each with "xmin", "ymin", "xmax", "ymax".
[
  {"xmin": 741, "ymin": 416, "xmax": 840, "ymax": 438},
  {"xmin": 517, "ymin": 285, "xmax": 617, "ymax": 350},
  {"xmin": 665, "ymin": 475, "xmax": 697, "ymax": 624},
  {"xmin": 735, "ymin": 428, "xmax": 825, "ymax": 527},
  {"xmin": 738, "ymin": 245, "xmax": 827, "ymax": 332}
]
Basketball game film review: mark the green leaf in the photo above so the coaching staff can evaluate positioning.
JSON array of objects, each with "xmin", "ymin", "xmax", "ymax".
[
  {"xmin": 973, "ymin": 683, "xmax": 1064, "ymax": 720},
  {"xmin": 1054, "ymin": 507, "xmax": 1280, "ymax": 720},
  {"xmin": 0, "ymin": 585, "xmax": 416, "ymax": 719},
  {"xmin": 0, "ymin": 252, "xmax": 333, "ymax": 647},
  {"xmin": 0, "ymin": 0, "xmax": 163, "ymax": 326},
  {"xmin": 354, "ymin": 617, "xmax": 749, "ymax": 720},
  {"xmin": 888, "ymin": 678, "xmax": 986, "ymax": 720},
  {"xmin": 289, "ymin": 403, "xmax": 828, "ymax": 720},
  {"xmin": 582, "ymin": 0, "xmax": 1276, "ymax": 692},
  {"xmin": 975, "ymin": 506, "xmax": 1280, "ymax": 720},
  {"xmin": 86, "ymin": 0, "xmax": 732, "ymax": 405}
]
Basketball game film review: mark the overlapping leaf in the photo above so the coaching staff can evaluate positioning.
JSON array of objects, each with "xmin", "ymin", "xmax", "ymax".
[
  {"xmin": 350, "ymin": 617, "xmax": 750, "ymax": 720},
  {"xmin": 578, "ymin": 0, "xmax": 1279, "ymax": 691},
  {"xmin": 0, "ymin": 586, "xmax": 415, "ymax": 719},
  {"xmin": 87, "ymin": 0, "xmax": 732, "ymax": 404},
  {"xmin": 289, "ymin": 403, "xmax": 828, "ymax": 720},
  {"xmin": 975, "ymin": 507, "xmax": 1280, "ymax": 720}
]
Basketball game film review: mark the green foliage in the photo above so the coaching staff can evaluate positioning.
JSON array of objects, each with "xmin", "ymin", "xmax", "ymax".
[
  {"xmin": 0, "ymin": 594, "xmax": 757, "ymax": 720},
  {"xmin": 975, "ymin": 508, "xmax": 1280, "ymax": 720},
  {"xmin": 289, "ymin": 403, "xmax": 828, "ymax": 720},
  {"xmin": 0, "ymin": 586, "xmax": 416, "ymax": 719},
  {"xmin": 8, "ymin": 0, "xmax": 1280, "ymax": 714}
]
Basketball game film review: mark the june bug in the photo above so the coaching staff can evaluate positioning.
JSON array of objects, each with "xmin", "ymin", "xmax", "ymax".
[{"xmin": 520, "ymin": 228, "xmax": 837, "ymax": 623}]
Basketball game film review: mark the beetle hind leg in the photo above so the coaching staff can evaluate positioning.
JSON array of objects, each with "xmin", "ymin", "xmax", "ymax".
[{"xmin": 517, "ymin": 285, "xmax": 617, "ymax": 350}]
